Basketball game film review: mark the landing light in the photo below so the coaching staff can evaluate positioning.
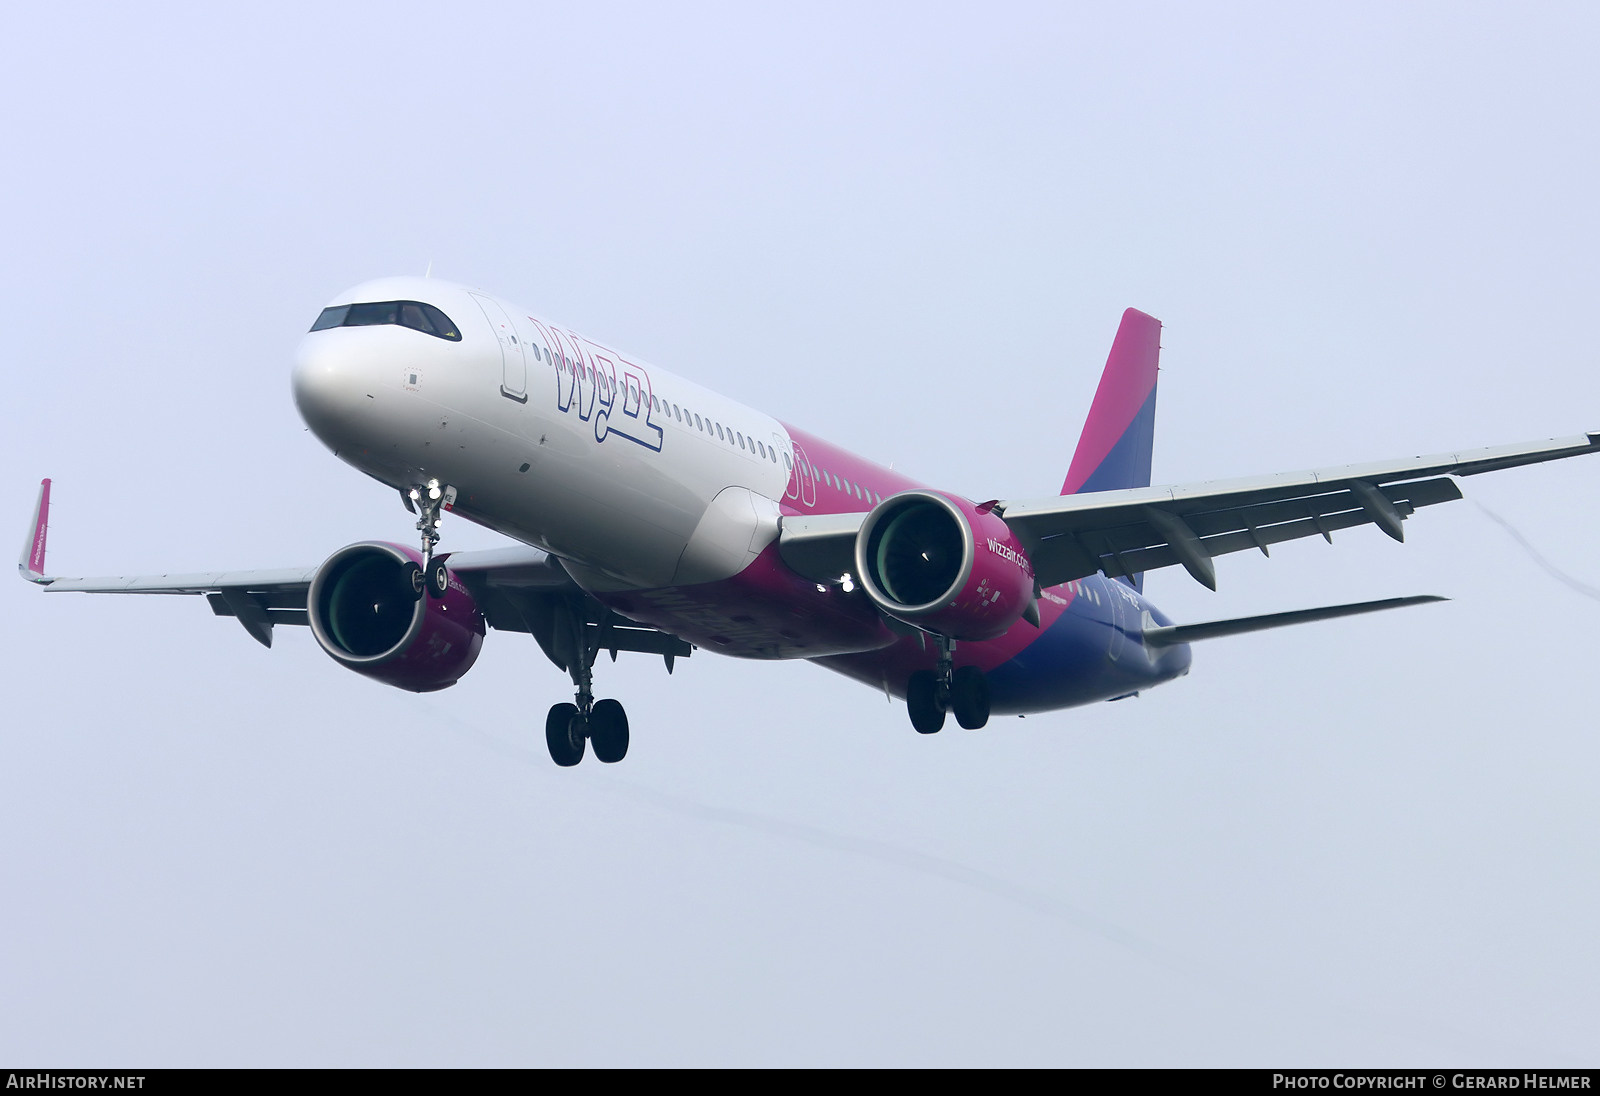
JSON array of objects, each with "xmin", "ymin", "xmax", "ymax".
[
  {"xmin": 840, "ymin": 573, "xmax": 855, "ymax": 593},
  {"xmin": 408, "ymin": 488, "xmax": 420, "ymax": 501}
]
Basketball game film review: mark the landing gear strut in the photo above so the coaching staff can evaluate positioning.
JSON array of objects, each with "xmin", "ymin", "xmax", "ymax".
[
  {"xmin": 544, "ymin": 599, "xmax": 631, "ymax": 766},
  {"xmin": 405, "ymin": 479, "xmax": 453, "ymax": 600},
  {"xmin": 906, "ymin": 635, "xmax": 990, "ymax": 734}
]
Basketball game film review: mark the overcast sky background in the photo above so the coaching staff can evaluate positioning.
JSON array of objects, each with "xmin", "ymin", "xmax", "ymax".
[{"xmin": 4, "ymin": 1, "xmax": 1599, "ymax": 1066}]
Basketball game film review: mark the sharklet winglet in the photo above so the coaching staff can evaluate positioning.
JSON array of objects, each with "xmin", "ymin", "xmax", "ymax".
[{"xmin": 19, "ymin": 478, "xmax": 52, "ymax": 584}]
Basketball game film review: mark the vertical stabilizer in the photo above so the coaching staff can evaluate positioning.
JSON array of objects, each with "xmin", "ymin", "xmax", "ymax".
[
  {"xmin": 1062, "ymin": 309, "xmax": 1161, "ymax": 496},
  {"xmin": 1061, "ymin": 310, "xmax": 1161, "ymax": 589}
]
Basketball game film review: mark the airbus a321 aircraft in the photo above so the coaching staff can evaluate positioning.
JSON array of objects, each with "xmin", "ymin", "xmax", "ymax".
[{"xmin": 21, "ymin": 278, "xmax": 1600, "ymax": 765}]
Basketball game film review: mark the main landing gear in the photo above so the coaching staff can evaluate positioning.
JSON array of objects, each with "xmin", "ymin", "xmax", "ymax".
[
  {"xmin": 402, "ymin": 479, "xmax": 453, "ymax": 600},
  {"xmin": 544, "ymin": 601, "xmax": 630, "ymax": 767},
  {"xmin": 546, "ymin": 698, "xmax": 629, "ymax": 767},
  {"xmin": 905, "ymin": 635, "xmax": 990, "ymax": 734}
]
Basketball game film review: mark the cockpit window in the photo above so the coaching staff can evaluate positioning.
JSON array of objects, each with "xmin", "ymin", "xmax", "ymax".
[
  {"xmin": 309, "ymin": 305, "xmax": 348, "ymax": 331},
  {"xmin": 343, "ymin": 301, "xmax": 400, "ymax": 327},
  {"xmin": 309, "ymin": 300, "xmax": 461, "ymax": 341}
]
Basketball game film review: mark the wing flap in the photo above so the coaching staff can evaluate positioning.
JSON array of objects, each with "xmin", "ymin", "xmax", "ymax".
[
  {"xmin": 1073, "ymin": 477, "xmax": 1463, "ymax": 580},
  {"xmin": 1101, "ymin": 506, "xmax": 1396, "ymax": 579},
  {"xmin": 1179, "ymin": 476, "xmax": 1462, "ymax": 539},
  {"xmin": 206, "ymin": 595, "xmax": 309, "ymax": 626}
]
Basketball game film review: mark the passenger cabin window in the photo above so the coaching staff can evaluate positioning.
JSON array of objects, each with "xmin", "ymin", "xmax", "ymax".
[{"xmin": 310, "ymin": 300, "xmax": 461, "ymax": 341}]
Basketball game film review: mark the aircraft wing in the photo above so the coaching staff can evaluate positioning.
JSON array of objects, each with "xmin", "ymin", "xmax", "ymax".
[
  {"xmin": 17, "ymin": 479, "xmax": 685, "ymax": 661},
  {"xmin": 31, "ymin": 545, "xmax": 578, "ymax": 644},
  {"xmin": 779, "ymin": 431, "xmax": 1600, "ymax": 590},
  {"xmin": 999, "ymin": 431, "xmax": 1600, "ymax": 590}
]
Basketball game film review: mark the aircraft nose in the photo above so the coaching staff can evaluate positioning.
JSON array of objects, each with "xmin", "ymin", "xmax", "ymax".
[{"xmin": 292, "ymin": 333, "xmax": 374, "ymax": 447}]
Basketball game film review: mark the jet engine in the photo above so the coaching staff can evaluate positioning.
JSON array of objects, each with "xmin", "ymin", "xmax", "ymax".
[
  {"xmin": 854, "ymin": 490, "xmax": 1035, "ymax": 641},
  {"xmin": 307, "ymin": 541, "xmax": 486, "ymax": 692}
]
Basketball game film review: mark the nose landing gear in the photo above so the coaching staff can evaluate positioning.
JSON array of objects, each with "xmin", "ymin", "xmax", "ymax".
[
  {"xmin": 905, "ymin": 636, "xmax": 991, "ymax": 734},
  {"xmin": 405, "ymin": 479, "xmax": 455, "ymax": 600}
]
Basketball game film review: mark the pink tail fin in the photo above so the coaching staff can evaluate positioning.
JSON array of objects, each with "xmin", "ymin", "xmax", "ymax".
[{"xmin": 1061, "ymin": 309, "xmax": 1162, "ymax": 496}]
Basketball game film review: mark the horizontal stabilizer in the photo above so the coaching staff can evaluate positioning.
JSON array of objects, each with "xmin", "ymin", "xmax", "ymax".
[{"xmin": 1143, "ymin": 594, "xmax": 1447, "ymax": 647}]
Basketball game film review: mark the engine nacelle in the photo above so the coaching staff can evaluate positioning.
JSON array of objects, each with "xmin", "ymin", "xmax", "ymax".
[
  {"xmin": 307, "ymin": 541, "xmax": 486, "ymax": 692},
  {"xmin": 854, "ymin": 490, "xmax": 1035, "ymax": 641}
]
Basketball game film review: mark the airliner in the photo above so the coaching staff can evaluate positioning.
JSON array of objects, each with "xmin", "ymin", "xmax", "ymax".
[{"xmin": 21, "ymin": 277, "xmax": 1600, "ymax": 765}]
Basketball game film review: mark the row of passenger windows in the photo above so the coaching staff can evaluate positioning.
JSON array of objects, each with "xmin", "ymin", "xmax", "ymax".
[
  {"xmin": 1065, "ymin": 579, "xmax": 1102, "ymax": 605},
  {"xmin": 812, "ymin": 467, "xmax": 883, "ymax": 506},
  {"xmin": 664, "ymin": 395, "xmax": 778, "ymax": 463},
  {"xmin": 310, "ymin": 301, "xmax": 462, "ymax": 341}
]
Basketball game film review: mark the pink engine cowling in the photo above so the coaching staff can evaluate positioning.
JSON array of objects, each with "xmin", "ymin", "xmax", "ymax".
[
  {"xmin": 854, "ymin": 490, "xmax": 1035, "ymax": 641},
  {"xmin": 307, "ymin": 542, "xmax": 486, "ymax": 692}
]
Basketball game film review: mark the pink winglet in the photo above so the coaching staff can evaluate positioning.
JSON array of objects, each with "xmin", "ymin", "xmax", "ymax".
[{"xmin": 20, "ymin": 478, "xmax": 50, "ymax": 581}]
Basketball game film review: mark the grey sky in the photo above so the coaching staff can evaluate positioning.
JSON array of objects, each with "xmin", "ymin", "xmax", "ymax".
[{"xmin": 4, "ymin": 1, "xmax": 1598, "ymax": 1065}]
